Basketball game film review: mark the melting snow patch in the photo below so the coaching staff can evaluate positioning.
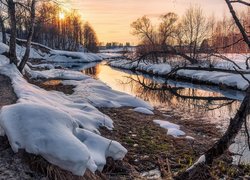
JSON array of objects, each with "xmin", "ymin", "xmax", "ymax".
[
  {"xmin": 141, "ymin": 168, "xmax": 161, "ymax": 179},
  {"xmin": 185, "ymin": 136, "xmax": 195, "ymax": 140},
  {"xmin": 153, "ymin": 120, "xmax": 186, "ymax": 137},
  {"xmin": 0, "ymin": 64, "xmax": 130, "ymax": 175},
  {"xmin": 133, "ymin": 107, "xmax": 154, "ymax": 115},
  {"xmin": 48, "ymin": 50, "xmax": 103, "ymax": 63},
  {"xmin": 187, "ymin": 155, "xmax": 206, "ymax": 171}
]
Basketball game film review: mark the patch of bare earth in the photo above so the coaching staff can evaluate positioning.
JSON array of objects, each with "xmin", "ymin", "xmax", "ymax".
[{"xmin": 98, "ymin": 108, "xmax": 222, "ymax": 179}]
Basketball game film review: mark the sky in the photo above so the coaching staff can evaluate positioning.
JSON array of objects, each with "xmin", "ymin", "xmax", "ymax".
[{"xmin": 62, "ymin": 0, "xmax": 240, "ymax": 44}]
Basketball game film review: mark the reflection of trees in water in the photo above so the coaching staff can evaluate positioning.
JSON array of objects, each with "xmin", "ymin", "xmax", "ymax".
[
  {"xmin": 120, "ymin": 74, "xmax": 240, "ymax": 121},
  {"xmin": 121, "ymin": 74, "xmax": 250, "ymax": 164},
  {"xmin": 83, "ymin": 65, "xmax": 101, "ymax": 78}
]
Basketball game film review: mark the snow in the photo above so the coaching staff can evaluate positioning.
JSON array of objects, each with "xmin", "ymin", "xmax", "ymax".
[
  {"xmin": 109, "ymin": 59, "xmax": 172, "ymax": 75},
  {"xmin": 48, "ymin": 50, "xmax": 103, "ymax": 63},
  {"xmin": 153, "ymin": 120, "xmax": 186, "ymax": 137},
  {"xmin": 63, "ymin": 80, "xmax": 153, "ymax": 109},
  {"xmin": 211, "ymin": 53, "xmax": 249, "ymax": 70},
  {"xmin": 27, "ymin": 68, "xmax": 89, "ymax": 80},
  {"xmin": 27, "ymin": 68, "xmax": 153, "ymax": 110},
  {"xmin": 0, "ymin": 63, "xmax": 128, "ymax": 175},
  {"xmin": 27, "ymin": 62, "xmax": 55, "ymax": 70},
  {"xmin": 186, "ymin": 155, "xmax": 206, "ymax": 171},
  {"xmin": 0, "ymin": 47, "xmax": 153, "ymax": 175},
  {"xmin": 141, "ymin": 168, "xmax": 161, "ymax": 179},
  {"xmin": 0, "ymin": 55, "xmax": 9, "ymax": 66},
  {"xmin": 108, "ymin": 57, "xmax": 250, "ymax": 91},
  {"xmin": 16, "ymin": 43, "xmax": 45, "ymax": 60},
  {"xmin": 99, "ymin": 47, "xmax": 135, "ymax": 53},
  {"xmin": 133, "ymin": 107, "xmax": 154, "ymax": 115},
  {"xmin": 177, "ymin": 69, "xmax": 250, "ymax": 90},
  {"xmin": 98, "ymin": 53, "xmax": 123, "ymax": 59},
  {"xmin": 0, "ymin": 103, "xmax": 127, "ymax": 175},
  {"xmin": 186, "ymin": 136, "xmax": 195, "ymax": 140},
  {"xmin": 0, "ymin": 43, "xmax": 9, "ymax": 54}
]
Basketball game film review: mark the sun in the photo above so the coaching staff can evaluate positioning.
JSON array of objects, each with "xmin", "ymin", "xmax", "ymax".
[{"xmin": 59, "ymin": 12, "xmax": 65, "ymax": 20}]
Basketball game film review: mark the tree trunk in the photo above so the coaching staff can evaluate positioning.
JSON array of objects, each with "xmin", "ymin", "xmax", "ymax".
[
  {"xmin": 18, "ymin": 0, "xmax": 36, "ymax": 72},
  {"xmin": 0, "ymin": 16, "xmax": 7, "ymax": 44},
  {"xmin": 225, "ymin": 0, "xmax": 250, "ymax": 49},
  {"xmin": 7, "ymin": 0, "xmax": 18, "ymax": 65},
  {"xmin": 176, "ymin": 86, "xmax": 250, "ymax": 179}
]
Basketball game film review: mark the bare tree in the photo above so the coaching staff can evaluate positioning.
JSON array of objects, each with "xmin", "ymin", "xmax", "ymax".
[
  {"xmin": 181, "ymin": 6, "xmax": 209, "ymax": 59},
  {"xmin": 131, "ymin": 15, "xmax": 157, "ymax": 47},
  {"xmin": 0, "ymin": 2, "xmax": 7, "ymax": 44},
  {"xmin": 176, "ymin": 1, "xmax": 250, "ymax": 179},
  {"xmin": 18, "ymin": 0, "xmax": 36, "ymax": 72},
  {"xmin": 158, "ymin": 12, "xmax": 178, "ymax": 54},
  {"xmin": 225, "ymin": 0, "xmax": 250, "ymax": 48},
  {"xmin": 6, "ymin": 0, "xmax": 18, "ymax": 65}
]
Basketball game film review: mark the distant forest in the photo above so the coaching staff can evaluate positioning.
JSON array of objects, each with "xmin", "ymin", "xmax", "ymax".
[
  {"xmin": 1, "ymin": 1, "xmax": 99, "ymax": 52},
  {"xmin": 131, "ymin": 7, "xmax": 250, "ymax": 56}
]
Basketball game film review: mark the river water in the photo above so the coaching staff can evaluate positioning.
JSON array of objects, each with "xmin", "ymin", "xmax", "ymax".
[{"xmin": 59, "ymin": 61, "xmax": 250, "ymax": 164}]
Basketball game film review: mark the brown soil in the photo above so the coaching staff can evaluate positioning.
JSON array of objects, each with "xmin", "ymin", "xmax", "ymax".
[
  {"xmin": 0, "ymin": 75, "xmax": 17, "ymax": 108},
  {"xmin": 99, "ymin": 108, "xmax": 222, "ymax": 179},
  {"xmin": 29, "ymin": 79, "xmax": 75, "ymax": 95}
]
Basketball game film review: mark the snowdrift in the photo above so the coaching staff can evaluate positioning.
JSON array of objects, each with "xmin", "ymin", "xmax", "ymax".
[
  {"xmin": 109, "ymin": 58, "xmax": 250, "ymax": 91},
  {"xmin": 109, "ymin": 59, "xmax": 172, "ymax": 75},
  {"xmin": 47, "ymin": 50, "xmax": 103, "ymax": 63}
]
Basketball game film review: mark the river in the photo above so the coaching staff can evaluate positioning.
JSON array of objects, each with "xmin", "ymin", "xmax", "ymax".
[{"xmin": 57, "ymin": 61, "xmax": 250, "ymax": 164}]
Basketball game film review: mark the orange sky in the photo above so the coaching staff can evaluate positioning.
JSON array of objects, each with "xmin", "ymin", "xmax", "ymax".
[{"xmin": 62, "ymin": 0, "xmax": 242, "ymax": 44}]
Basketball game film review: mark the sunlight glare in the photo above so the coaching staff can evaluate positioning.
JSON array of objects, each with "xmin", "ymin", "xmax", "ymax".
[{"xmin": 59, "ymin": 12, "xmax": 65, "ymax": 20}]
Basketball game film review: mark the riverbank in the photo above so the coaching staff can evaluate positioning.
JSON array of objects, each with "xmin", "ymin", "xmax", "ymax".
[
  {"xmin": 108, "ymin": 58, "xmax": 250, "ymax": 91},
  {"xmin": 1, "ymin": 39, "xmax": 250, "ymax": 178},
  {"xmin": 30, "ymin": 77, "xmax": 250, "ymax": 179}
]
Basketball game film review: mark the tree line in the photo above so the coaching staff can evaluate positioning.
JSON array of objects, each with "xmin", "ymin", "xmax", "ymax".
[
  {"xmin": 131, "ymin": 6, "xmax": 250, "ymax": 64},
  {"xmin": 0, "ymin": 0, "xmax": 99, "ymax": 53}
]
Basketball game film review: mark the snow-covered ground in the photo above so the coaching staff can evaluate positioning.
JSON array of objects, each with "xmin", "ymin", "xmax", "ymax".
[
  {"xmin": 108, "ymin": 54, "xmax": 250, "ymax": 91},
  {"xmin": 109, "ymin": 59, "xmax": 172, "ymax": 75},
  {"xmin": 133, "ymin": 107, "xmax": 154, "ymax": 115},
  {"xmin": 153, "ymin": 120, "xmax": 186, "ymax": 137},
  {"xmin": 47, "ymin": 50, "xmax": 104, "ymax": 63},
  {"xmin": 0, "ymin": 42, "xmax": 153, "ymax": 176},
  {"xmin": 99, "ymin": 47, "xmax": 135, "ymax": 53}
]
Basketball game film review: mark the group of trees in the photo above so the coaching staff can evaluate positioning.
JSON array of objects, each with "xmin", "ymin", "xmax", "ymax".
[
  {"xmin": 0, "ymin": 0, "xmax": 99, "ymax": 62},
  {"xmin": 178, "ymin": 1, "xmax": 250, "ymax": 179},
  {"xmin": 104, "ymin": 42, "xmax": 131, "ymax": 49},
  {"xmin": 32, "ymin": 2, "xmax": 99, "ymax": 52},
  {"xmin": 30, "ymin": 2, "xmax": 99, "ymax": 52},
  {"xmin": 131, "ymin": 6, "xmax": 250, "ymax": 63}
]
